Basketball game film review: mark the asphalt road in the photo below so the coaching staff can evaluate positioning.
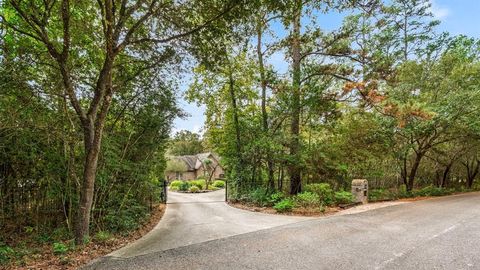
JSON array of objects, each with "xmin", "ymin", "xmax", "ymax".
[{"xmin": 83, "ymin": 191, "xmax": 480, "ymax": 270}]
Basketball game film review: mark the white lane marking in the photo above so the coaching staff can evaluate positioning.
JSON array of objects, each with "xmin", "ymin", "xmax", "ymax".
[{"xmin": 375, "ymin": 223, "xmax": 460, "ymax": 269}]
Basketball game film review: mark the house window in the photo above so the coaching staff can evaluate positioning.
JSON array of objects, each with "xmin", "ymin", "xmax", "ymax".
[
  {"xmin": 176, "ymin": 172, "xmax": 183, "ymax": 180},
  {"xmin": 219, "ymin": 174, "xmax": 225, "ymax": 179}
]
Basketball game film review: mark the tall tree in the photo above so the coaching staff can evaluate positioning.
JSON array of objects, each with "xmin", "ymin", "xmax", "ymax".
[
  {"xmin": 2, "ymin": 0, "xmax": 241, "ymax": 244},
  {"xmin": 169, "ymin": 130, "xmax": 204, "ymax": 156}
]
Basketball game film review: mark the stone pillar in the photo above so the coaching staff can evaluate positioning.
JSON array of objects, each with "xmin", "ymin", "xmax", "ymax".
[{"xmin": 351, "ymin": 179, "xmax": 368, "ymax": 204}]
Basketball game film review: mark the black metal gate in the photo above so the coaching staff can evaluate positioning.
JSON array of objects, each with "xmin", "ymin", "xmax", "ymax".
[{"xmin": 160, "ymin": 179, "xmax": 168, "ymax": 203}]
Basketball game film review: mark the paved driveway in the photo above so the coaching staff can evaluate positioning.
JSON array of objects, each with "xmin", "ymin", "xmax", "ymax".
[
  {"xmin": 102, "ymin": 189, "xmax": 309, "ymax": 258},
  {"xmin": 84, "ymin": 191, "xmax": 480, "ymax": 270}
]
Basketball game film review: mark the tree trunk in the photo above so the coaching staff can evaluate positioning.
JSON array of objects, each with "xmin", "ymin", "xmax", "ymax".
[
  {"xmin": 75, "ymin": 135, "xmax": 99, "ymax": 244},
  {"xmin": 441, "ymin": 163, "xmax": 452, "ymax": 188},
  {"xmin": 407, "ymin": 152, "xmax": 423, "ymax": 192},
  {"xmin": 289, "ymin": 0, "xmax": 302, "ymax": 195},
  {"xmin": 74, "ymin": 57, "xmax": 114, "ymax": 244},
  {"xmin": 401, "ymin": 153, "xmax": 408, "ymax": 187},
  {"xmin": 256, "ymin": 16, "xmax": 275, "ymax": 192},
  {"xmin": 228, "ymin": 69, "xmax": 241, "ymax": 157},
  {"xmin": 465, "ymin": 159, "xmax": 479, "ymax": 189}
]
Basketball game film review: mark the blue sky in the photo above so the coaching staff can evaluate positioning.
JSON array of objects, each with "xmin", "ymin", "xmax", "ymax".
[{"xmin": 172, "ymin": 0, "xmax": 480, "ymax": 135}]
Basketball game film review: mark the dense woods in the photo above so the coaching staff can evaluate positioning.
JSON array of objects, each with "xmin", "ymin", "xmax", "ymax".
[
  {"xmin": 1, "ymin": 0, "xmax": 480, "ymax": 267},
  {"xmin": 187, "ymin": 0, "xmax": 480, "ymax": 199}
]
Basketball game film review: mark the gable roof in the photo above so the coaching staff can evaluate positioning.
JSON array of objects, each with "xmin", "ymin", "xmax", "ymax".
[
  {"xmin": 170, "ymin": 152, "xmax": 220, "ymax": 171},
  {"xmin": 176, "ymin": 155, "xmax": 198, "ymax": 171}
]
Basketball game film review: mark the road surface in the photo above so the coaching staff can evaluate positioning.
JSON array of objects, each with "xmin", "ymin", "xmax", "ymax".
[{"xmin": 83, "ymin": 191, "xmax": 480, "ymax": 270}]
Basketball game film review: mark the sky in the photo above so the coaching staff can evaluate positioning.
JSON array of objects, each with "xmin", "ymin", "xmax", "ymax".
[{"xmin": 172, "ymin": 0, "xmax": 480, "ymax": 135}]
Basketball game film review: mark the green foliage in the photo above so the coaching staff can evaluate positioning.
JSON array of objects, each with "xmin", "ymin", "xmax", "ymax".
[
  {"xmin": 273, "ymin": 199, "xmax": 295, "ymax": 213},
  {"xmin": 169, "ymin": 130, "xmax": 204, "ymax": 155},
  {"xmin": 191, "ymin": 180, "xmax": 207, "ymax": 190},
  {"xmin": 94, "ymin": 231, "xmax": 113, "ymax": 243},
  {"xmin": 179, "ymin": 181, "xmax": 191, "ymax": 191},
  {"xmin": 166, "ymin": 160, "xmax": 188, "ymax": 173},
  {"xmin": 269, "ymin": 192, "xmax": 285, "ymax": 204},
  {"xmin": 52, "ymin": 242, "xmax": 68, "ymax": 255},
  {"xmin": 368, "ymin": 189, "xmax": 398, "ymax": 202},
  {"xmin": 413, "ymin": 186, "xmax": 454, "ymax": 197},
  {"xmin": 170, "ymin": 180, "xmax": 183, "ymax": 189},
  {"xmin": 212, "ymin": 180, "xmax": 225, "ymax": 188},
  {"xmin": 304, "ymin": 183, "xmax": 335, "ymax": 206},
  {"xmin": 189, "ymin": 185, "xmax": 200, "ymax": 193},
  {"xmin": 294, "ymin": 192, "xmax": 320, "ymax": 208},
  {"xmin": 170, "ymin": 180, "xmax": 191, "ymax": 191},
  {"xmin": 0, "ymin": 242, "xmax": 14, "ymax": 265},
  {"xmin": 104, "ymin": 203, "xmax": 149, "ymax": 232},
  {"xmin": 248, "ymin": 188, "xmax": 271, "ymax": 206},
  {"xmin": 334, "ymin": 191, "xmax": 355, "ymax": 204}
]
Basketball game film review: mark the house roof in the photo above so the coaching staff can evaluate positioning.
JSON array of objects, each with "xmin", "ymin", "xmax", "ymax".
[
  {"xmin": 176, "ymin": 155, "xmax": 198, "ymax": 171},
  {"xmin": 170, "ymin": 152, "xmax": 219, "ymax": 171}
]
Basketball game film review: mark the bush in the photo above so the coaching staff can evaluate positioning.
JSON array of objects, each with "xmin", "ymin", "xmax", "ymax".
[
  {"xmin": 269, "ymin": 192, "xmax": 285, "ymax": 204},
  {"xmin": 334, "ymin": 191, "xmax": 355, "ymax": 204},
  {"xmin": 191, "ymin": 180, "xmax": 206, "ymax": 190},
  {"xmin": 178, "ymin": 181, "xmax": 191, "ymax": 191},
  {"xmin": 104, "ymin": 203, "xmax": 149, "ymax": 232},
  {"xmin": 212, "ymin": 180, "xmax": 225, "ymax": 188},
  {"xmin": 398, "ymin": 184, "xmax": 411, "ymax": 198},
  {"xmin": 95, "ymin": 231, "xmax": 113, "ymax": 243},
  {"xmin": 52, "ymin": 242, "xmax": 68, "ymax": 255},
  {"xmin": 304, "ymin": 183, "xmax": 334, "ymax": 205},
  {"xmin": 0, "ymin": 243, "xmax": 14, "ymax": 265},
  {"xmin": 273, "ymin": 199, "xmax": 295, "ymax": 213},
  {"xmin": 369, "ymin": 189, "xmax": 398, "ymax": 202},
  {"xmin": 414, "ymin": 186, "xmax": 454, "ymax": 197},
  {"xmin": 189, "ymin": 185, "xmax": 200, "ymax": 193},
  {"xmin": 248, "ymin": 188, "xmax": 270, "ymax": 206},
  {"xmin": 169, "ymin": 180, "xmax": 183, "ymax": 190},
  {"xmin": 294, "ymin": 192, "xmax": 320, "ymax": 208}
]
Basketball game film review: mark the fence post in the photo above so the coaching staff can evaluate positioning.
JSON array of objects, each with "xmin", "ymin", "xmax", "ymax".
[{"xmin": 225, "ymin": 179, "xmax": 228, "ymax": 202}]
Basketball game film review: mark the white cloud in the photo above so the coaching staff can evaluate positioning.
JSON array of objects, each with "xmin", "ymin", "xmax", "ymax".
[{"xmin": 429, "ymin": 0, "xmax": 450, "ymax": 19}]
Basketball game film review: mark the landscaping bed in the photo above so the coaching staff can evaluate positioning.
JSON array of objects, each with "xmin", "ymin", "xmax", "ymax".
[
  {"xmin": 228, "ymin": 183, "xmax": 356, "ymax": 217},
  {"xmin": 229, "ymin": 183, "xmax": 480, "ymax": 217},
  {"xmin": 1, "ymin": 204, "xmax": 166, "ymax": 270},
  {"xmin": 169, "ymin": 179, "xmax": 225, "ymax": 193}
]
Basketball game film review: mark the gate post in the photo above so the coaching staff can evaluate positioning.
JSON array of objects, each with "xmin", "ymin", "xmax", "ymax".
[
  {"xmin": 162, "ymin": 179, "xmax": 168, "ymax": 203},
  {"xmin": 225, "ymin": 179, "xmax": 228, "ymax": 202}
]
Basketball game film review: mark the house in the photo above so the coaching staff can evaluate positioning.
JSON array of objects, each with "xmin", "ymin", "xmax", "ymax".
[{"xmin": 166, "ymin": 152, "xmax": 225, "ymax": 181}]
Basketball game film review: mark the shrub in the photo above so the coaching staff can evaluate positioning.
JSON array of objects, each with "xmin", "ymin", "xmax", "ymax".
[
  {"xmin": 273, "ymin": 199, "xmax": 295, "ymax": 213},
  {"xmin": 269, "ymin": 192, "xmax": 285, "ymax": 204},
  {"xmin": 104, "ymin": 203, "xmax": 148, "ymax": 232},
  {"xmin": 169, "ymin": 180, "xmax": 183, "ymax": 190},
  {"xmin": 189, "ymin": 185, "xmax": 200, "ymax": 193},
  {"xmin": 191, "ymin": 180, "xmax": 206, "ymax": 190},
  {"xmin": 398, "ymin": 184, "xmax": 411, "ymax": 198},
  {"xmin": 304, "ymin": 183, "xmax": 334, "ymax": 205},
  {"xmin": 369, "ymin": 189, "xmax": 398, "ymax": 202},
  {"xmin": 178, "ymin": 181, "xmax": 191, "ymax": 191},
  {"xmin": 414, "ymin": 186, "xmax": 454, "ymax": 197},
  {"xmin": 52, "ymin": 242, "xmax": 68, "ymax": 255},
  {"xmin": 248, "ymin": 188, "xmax": 270, "ymax": 206},
  {"xmin": 294, "ymin": 192, "xmax": 320, "ymax": 208},
  {"xmin": 95, "ymin": 231, "xmax": 113, "ymax": 243},
  {"xmin": 0, "ymin": 243, "xmax": 14, "ymax": 265},
  {"xmin": 212, "ymin": 180, "xmax": 225, "ymax": 188},
  {"xmin": 334, "ymin": 191, "xmax": 355, "ymax": 204}
]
